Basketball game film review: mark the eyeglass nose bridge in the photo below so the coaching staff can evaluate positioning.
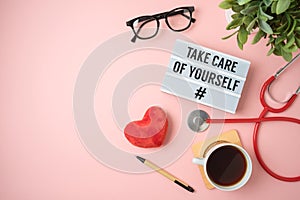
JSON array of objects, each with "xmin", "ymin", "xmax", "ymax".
[{"xmin": 154, "ymin": 13, "xmax": 168, "ymax": 20}]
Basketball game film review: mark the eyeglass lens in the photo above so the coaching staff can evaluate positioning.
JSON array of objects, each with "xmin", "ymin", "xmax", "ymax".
[
  {"xmin": 132, "ymin": 17, "xmax": 159, "ymax": 39},
  {"xmin": 166, "ymin": 8, "xmax": 192, "ymax": 31}
]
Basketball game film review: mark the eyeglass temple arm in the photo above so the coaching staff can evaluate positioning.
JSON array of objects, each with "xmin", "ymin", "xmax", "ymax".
[{"xmin": 131, "ymin": 35, "xmax": 137, "ymax": 43}]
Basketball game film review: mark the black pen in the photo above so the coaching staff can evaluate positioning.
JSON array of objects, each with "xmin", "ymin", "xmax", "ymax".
[{"xmin": 136, "ymin": 156, "xmax": 194, "ymax": 193}]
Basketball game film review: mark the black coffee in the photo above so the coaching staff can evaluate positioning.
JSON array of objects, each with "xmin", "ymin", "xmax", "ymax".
[{"xmin": 206, "ymin": 145, "xmax": 247, "ymax": 186}]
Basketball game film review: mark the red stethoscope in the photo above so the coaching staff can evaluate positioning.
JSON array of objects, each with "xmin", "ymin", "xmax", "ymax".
[{"xmin": 197, "ymin": 54, "xmax": 300, "ymax": 182}]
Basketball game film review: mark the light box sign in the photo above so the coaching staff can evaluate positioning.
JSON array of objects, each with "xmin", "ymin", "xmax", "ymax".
[{"xmin": 161, "ymin": 40, "xmax": 250, "ymax": 114}]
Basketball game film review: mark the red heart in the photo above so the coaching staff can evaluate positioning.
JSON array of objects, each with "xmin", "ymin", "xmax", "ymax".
[{"xmin": 124, "ymin": 106, "xmax": 168, "ymax": 148}]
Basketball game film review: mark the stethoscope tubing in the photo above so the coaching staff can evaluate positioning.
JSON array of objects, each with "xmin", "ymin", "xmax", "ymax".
[
  {"xmin": 253, "ymin": 108, "xmax": 300, "ymax": 182},
  {"xmin": 205, "ymin": 71, "xmax": 300, "ymax": 182},
  {"xmin": 207, "ymin": 117, "xmax": 300, "ymax": 124}
]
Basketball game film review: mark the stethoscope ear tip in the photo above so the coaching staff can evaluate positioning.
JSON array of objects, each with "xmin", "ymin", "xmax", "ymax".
[
  {"xmin": 187, "ymin": 110, "xmax": 210, "ymax": 132},
  {"xmin": 296, "ymin": 86, "xmax": 300, "ymax": 95}
]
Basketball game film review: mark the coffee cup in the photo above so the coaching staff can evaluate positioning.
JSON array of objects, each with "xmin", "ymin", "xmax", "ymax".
[{"xmin": 192, "ymin": 142, "xmax": 252, "ymax": 191}]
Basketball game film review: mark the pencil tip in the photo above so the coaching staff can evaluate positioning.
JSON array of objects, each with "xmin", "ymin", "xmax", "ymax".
[
  {"xmin": 188, "ymin": 186, "xmax": 195, "ymax": 193},
  {"xmin": 136, "ymin": 156, "xmax": 145, "ymax": 163}
]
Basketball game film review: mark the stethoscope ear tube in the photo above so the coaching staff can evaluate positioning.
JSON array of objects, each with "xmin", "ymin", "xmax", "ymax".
[
  {"xmin": 261, "ymin": 76, "xmax": 297, "ymax": 113},
  {"xmin": 274, "ymin": 53, "xmax": 300, "ymax": 78}
]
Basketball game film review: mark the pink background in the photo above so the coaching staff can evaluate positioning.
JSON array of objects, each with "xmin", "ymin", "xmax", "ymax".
[{"xmin": 1, "ymin": 0, "xmax": 299, "ymax": 199}]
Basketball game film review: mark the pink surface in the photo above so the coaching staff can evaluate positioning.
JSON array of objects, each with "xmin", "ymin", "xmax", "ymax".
[{"xmin": 1, "ymin": 0, "xmax": 299, "ymax": 200}]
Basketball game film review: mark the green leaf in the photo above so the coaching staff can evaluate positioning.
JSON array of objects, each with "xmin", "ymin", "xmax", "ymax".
[
  {"xmin": 238, "ymin": 25, "xmax": 248, "ymax": 44},
  {"xmin": 276, "ymin": 21, "xmax": 288, "ymax": 33},
  {"xmin": 237, "ymin": 0, "xmax": 252, "ymax": 6},
  {"xmin": 273, "ymin": 47, "xmax": 282, "ymax": 56},
  {"xmin": 287, "ymin": 19, "xmax": 297, "ymax": 36},
  {"xmin": 258, "ymin": 19, "xmax": 273, "ymax": 34},
  {"xmin": 226, "ymin": 18, "xmax": 243, "ymax": 30},
  {"xmin": 232, "ymin": 5, "xmax": 244, "ymax": 12},
  {"xmin": 252, "ymin": 29, "xmax": 265, "ymax": 44},
  {"xmin": 231, "ymin": 13, "xmax": 242, "ymax": 19},
  {"xmin": 295, "ymin": 36, "xmax": 300, "ymax": 48},
  {"xmin": 287, "ymin": 10, "xmax": 300, "ymax": 15},
  {"xmin": 237, "ymin": 36, "xmax": 244, "ymax": 50},
  {"xmin": 283, "ymin": 35, "xmax": 295, "ymax": 49},
  {"xmin": 267, "ymin": 47, "xmax": 275, "ymax": 56},
  {"xmin": 246, "ymin": 18, "xmax": 258, "ymax": 32},
  {"xmin": 281, "ymin": 49, "xmax": 293, "ymax": 61},
  {"xmin": 266, "ymin": 36, "xmax": 275, "ymax": 46},
  {"xmin": 271, "ymin": 1, "xmax": 277, "ymax": 14},
  {"xmin": 259, "ymin": 15, "xmax": 269, "ymax": 22},
  {"xmin": 219, "ymin": 1, "xmax": 233, "ymax": 9},
  {"xmin": 283, "ymin": 44, "xmax": 298, "ymax": 53},
  {"xmin": 243, "ymin": 16, "xmax": 254, "ymax": 26},
  {"xmin": 283, "ymin": 14, "xmax": 292, "ymax": 34},
  {"xmin": 241, "ymin": 5, "xmax": 259, "ymax": 15},
  {"xmin": 275, "ymin": 35, "xmax": 286, "ymax": 45},
  {"xmin": 259, "ymin": 6, "xmax": 274, "ymax": 20},
  {"xmin": 290, "ymin": 45, "xmax": 298, "ymax": 52},
  {"xmin": 276, "ymin": 0, "xmax": 291, "ymax": 15},
  {"xmin": 222, "ymin": 30, "xmax": 239, "ymax": 40},
  {"xmin": 263, "ymin": 0, "xmax": 272, "ymax": 7}
]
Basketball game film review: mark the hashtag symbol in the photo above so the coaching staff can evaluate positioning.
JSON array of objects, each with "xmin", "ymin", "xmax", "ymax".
[{"xmin": 194, "ymin": 87, "xmax": 207, "ymax": 100}]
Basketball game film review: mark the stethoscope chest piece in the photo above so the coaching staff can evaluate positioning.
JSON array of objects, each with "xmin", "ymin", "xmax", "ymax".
[{"xmin": 187, "ymin": 110, "xmax": 210, "ymax": 132}]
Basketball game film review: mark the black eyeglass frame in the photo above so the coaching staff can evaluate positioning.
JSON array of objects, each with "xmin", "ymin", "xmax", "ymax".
[{"xmin": 126, "ymin": 6, "xmax": 196, "ymax": 42}]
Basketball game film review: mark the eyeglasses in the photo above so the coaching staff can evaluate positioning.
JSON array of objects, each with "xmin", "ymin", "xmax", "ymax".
[{"xmin": 126, "ymin": 6, "xmax": 196, "ymax": 42}]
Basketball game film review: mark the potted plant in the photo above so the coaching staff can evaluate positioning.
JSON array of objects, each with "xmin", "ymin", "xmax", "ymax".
[{"xmin": 219, "ymin": 0, "xmax": 300, "ymax": 61}]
